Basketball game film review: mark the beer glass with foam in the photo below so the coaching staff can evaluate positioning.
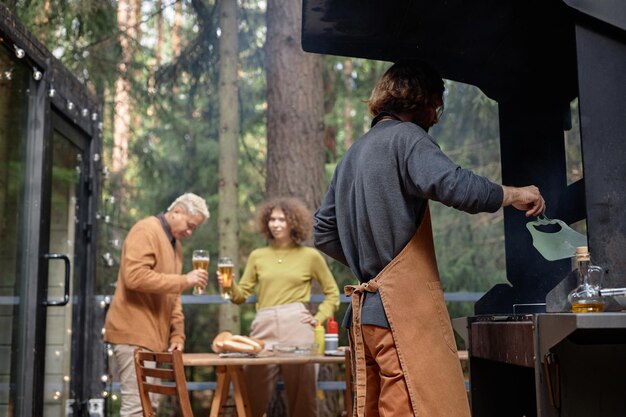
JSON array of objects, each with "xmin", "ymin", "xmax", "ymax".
[
  {"xmin": 218, "ymin": 257, "xmax": 234, "ymax": 300},
  {"xmin": 192, "ymin": 249, "xmax": 210, "ymax": 295}
]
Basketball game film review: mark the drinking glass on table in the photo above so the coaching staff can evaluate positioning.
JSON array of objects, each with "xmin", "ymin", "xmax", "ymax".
[
  {"xmin": 217, "ymin": 257, "xmax": 234, "ymax": 300},
  {"xmin": 192, "ymin": 250, "xmax": 210, "ymax": 295}
]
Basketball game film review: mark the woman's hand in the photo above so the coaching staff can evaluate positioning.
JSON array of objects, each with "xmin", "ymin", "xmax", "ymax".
[{"xmin": 300, "ymin": 310, "xmax": 318, "ymax": 327}]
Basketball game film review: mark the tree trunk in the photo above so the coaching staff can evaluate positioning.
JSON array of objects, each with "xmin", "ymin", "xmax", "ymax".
[
  {"xmin": 342, "ymin": 58, "xmax": 354, "ymax": 149},
  {"xmin": 112, "ymin": 0, "xmax": 138, "ymax": 193},
  {"xmin": 265, "ymin": 0, "xmax": 325, "ymax": 211},
  {"xmin": 33, "ymin": 0, "xmax": 51, "ymax": 43},
  {"xmin": 155, "ymin": 0, "xmax": 163, "ymax": 67},
  {"xmin": 217, "ymin": 0, "xmax": 241, "ymax": 335},
  {"xmin": 265, "ymin": 3, "xmax": 335, "ymax": 417},
  {"xmin": 172, "ymin": 0, "xmax": 183, "ymax": 60}
]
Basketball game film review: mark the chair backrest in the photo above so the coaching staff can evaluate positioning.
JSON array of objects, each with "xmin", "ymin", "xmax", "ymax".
[{"xmin": 134, "ymin": 349, "xmax": 194, "ymax": 417}]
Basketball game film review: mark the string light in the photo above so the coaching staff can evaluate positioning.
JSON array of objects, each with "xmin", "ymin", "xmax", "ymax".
[
  {"xmin": 49, "ymin": 88, "xmax": 56, "ymax": 97},
  {"xmin": 82, "ymin": 108, "xmax": 89, "ymax": 117},
  {"xmin": 101, "ymin": 252, "xmax": 115, "ymax": 267},
  {"xmin": 14, "ymin": 45, "xmax": 25, "ymax": 59},
  {"xmin": 67, "ymin": 101, "xmax": 74, "ymax": 110},
  {"xmin": 33, "ymin": 68, "xmax": 42, "ymax": 81}
]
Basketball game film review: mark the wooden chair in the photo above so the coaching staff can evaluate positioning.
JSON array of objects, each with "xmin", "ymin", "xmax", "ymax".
[{"xmin": 134, "ymin": 349, "xmax": 194, "ymax": 417}]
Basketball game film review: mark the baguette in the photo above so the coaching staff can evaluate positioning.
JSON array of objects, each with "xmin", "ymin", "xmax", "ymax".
[
  {"xmin": 222, "ymin": 339, "xmax": 258, "ymax": 353},
  {"xmin": 229, "ymin": 335, "xmax": 264, "ymax": 352},
  {"xmin": 211, "ymin": 331, "xmax": 233, "ymax": 353}
]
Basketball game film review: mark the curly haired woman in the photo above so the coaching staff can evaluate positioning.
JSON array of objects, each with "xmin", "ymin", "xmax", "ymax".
[{"xmin": 219, "ymin": 196, "xmax": 340, "ymax": 417}]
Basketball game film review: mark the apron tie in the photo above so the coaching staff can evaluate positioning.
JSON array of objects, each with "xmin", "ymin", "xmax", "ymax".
[{"xmin": 344, "ymin": 281, "xmax": 379, "ymax": 417}]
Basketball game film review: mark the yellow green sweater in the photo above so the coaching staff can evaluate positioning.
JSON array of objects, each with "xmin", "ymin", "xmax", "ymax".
[
  {"xmin": 230, "ymin": 244, "xmax": 340, "ymax": 324},
  {"xmin": 104, "ymin": 216, "xmax": 189, "ymax": 352}
]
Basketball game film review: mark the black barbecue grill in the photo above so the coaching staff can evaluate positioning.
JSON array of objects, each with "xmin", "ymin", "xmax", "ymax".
[{"xmin": 302, "ymin": 1, "xmax": 626, "ymax": 415}]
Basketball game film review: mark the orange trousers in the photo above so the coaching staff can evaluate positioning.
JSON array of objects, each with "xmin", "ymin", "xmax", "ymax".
[{"xmin": 357, "ymin": 324, "xmax": 413, "ymax": 417}]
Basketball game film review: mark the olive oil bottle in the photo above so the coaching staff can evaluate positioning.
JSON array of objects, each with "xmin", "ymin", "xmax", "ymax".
[{"xmin": 568, "ymin": 246, "xmax": 606, "ymax": 313}]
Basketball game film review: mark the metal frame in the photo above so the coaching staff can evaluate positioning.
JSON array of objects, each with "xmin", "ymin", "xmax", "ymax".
[{"xmin": 0, "ymin": 4, "xmax": 103, "ymax": 416}]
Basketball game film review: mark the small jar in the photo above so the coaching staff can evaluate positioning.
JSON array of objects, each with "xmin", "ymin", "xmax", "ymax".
[
  {"xmin": 568, "ymin": 246, "xmax": 605, "ymax": 313},
  {"xmin": 324, "ymin": 333, "xmax": 339, "ymax": 352}
]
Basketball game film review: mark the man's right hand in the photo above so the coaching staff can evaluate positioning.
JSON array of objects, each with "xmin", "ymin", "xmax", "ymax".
[
  {"xmin": 501, "ymin": 185, "xmax": 546, "ymax": 217},
  {"xmin": 186, "ymin": 269, "xmax": 208, "ymax": 290}
]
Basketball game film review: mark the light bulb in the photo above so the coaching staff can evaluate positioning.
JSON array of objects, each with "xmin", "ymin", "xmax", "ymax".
[{"xmin": 14, "ymin": 45, "xmax": 25, "ymax": 59}]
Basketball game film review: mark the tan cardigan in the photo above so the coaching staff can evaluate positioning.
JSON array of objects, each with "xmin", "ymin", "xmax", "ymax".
[{"xmin": 104, "ymin": 216, "xmax": 189, "ymax": 352}]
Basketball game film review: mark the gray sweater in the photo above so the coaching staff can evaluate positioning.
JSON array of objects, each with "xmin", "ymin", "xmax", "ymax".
[{"xmin": 314, "ymin": 119, "xmax": 503, "ymax": 327}]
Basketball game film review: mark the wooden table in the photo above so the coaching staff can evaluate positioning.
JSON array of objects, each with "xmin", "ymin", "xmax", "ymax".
[{"xmin": 183, "ymin": 352, "xmax": 348, "ymax": 417}]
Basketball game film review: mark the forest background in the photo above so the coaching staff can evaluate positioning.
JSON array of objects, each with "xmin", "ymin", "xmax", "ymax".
[{"xmin": 3, "ymin": 0, "xmax": 583, "ymax": 415}]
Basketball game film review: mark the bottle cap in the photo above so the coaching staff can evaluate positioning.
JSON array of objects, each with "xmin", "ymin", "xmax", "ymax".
[
  {"xmin": 327, "ymin": 316, "xmax": 339, "ymax": 334},
  {"xmin": 575, "ymin": 246, "xmax": 590, "ymax": 261}
]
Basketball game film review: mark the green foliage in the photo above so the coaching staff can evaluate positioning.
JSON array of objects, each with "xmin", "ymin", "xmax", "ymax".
[{"xmin": 4, "ymin": 0, "xmax": 119, "ymax": 95}]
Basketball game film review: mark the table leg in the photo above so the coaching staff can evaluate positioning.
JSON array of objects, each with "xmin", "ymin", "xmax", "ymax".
[
  {"xmin": 228, "ymin": 366, "xmax": 252, "ymax": 417},
  {"xmin": 210, "ymin": 366, "xmax": 231, "ymax": 417},
  {"xmin": 343, "ymin": 349, "xmax": 353, "ymax": 417}
]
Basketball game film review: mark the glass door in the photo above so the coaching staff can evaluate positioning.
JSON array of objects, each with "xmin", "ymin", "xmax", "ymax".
[
  {"xmin": 0, "ymin": 43, "xmax": 31, "ymax": 417},
  {"xmin": 1, "ymin": 17, "xmax": 101, "ymax": 417},
  {"xmin": 41, "ymin": 115, "xmax": 89, "ymax": 417}
]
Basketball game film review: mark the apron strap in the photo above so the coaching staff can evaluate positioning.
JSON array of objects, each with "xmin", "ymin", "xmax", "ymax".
[{"xmin": 344, "ymin": 281, "xmax": 380, "ymax": 417}]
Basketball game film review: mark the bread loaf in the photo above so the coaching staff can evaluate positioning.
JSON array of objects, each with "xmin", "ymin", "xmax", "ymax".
[
  {"xmin": 212, "ymin": 332, "xmax": 265, "ymax": 354},
  {"xmin": 211, "ymin": 331, "xmax": 233, "ymax": 353},
  {"xmin": 222, "ymin": 339, "xmax": 258, "ymax": 353}
]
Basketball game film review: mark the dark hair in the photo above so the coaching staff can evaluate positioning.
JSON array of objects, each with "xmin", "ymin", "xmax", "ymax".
[
  {"xmin": 257, "ymin": 197, "xmax": 312, "ymax": 244},
  {"xmin": 367, "ymin": 60, "xmax": 445, "ymax": 117}
]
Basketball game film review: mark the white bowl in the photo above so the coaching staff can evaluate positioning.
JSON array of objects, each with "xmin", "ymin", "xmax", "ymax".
[{"xmin": 273, "ymin": 343, "xmax": 317, "ymax": 356}]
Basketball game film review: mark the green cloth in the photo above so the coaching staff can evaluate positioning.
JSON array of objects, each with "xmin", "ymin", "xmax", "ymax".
[{"xmin": 230, "ymin": 244, "xmax": 340, "ymax": 324}]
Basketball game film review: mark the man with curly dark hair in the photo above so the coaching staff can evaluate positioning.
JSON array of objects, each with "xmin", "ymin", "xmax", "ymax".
[
  {"xmin": 219, "ymin": 196, "xmax": 340, "ymax": 417},
  {"xmin": 314, "ymin": 60, "xmax": 545, "ymax": 417}
]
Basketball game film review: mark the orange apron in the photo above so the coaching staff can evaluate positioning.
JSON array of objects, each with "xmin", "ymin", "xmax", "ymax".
[{"xmin": 345, "ymin": 206, "xmax": 471, "ymax": 417}]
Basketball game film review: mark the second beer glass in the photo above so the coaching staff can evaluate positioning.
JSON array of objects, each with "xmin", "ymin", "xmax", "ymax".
[
  {"xmin": 218, "ymin": 257, "xmax": 234, "ymax": 300},
  {"xmin": 192, "ymin": 249, "xmax": 210, "ymax": 295}
]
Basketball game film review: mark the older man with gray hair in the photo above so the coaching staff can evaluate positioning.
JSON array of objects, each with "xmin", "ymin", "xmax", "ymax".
[{"xmin": 104, "ymin": 193, "xmax": 210, "ymax": 416}]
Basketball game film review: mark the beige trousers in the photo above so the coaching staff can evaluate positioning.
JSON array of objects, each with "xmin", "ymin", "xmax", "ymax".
[
  {"xmin": 245, "ymin": 302, "xmax": 317, "ymax": 417},
  {"xmin": 113, "ymin": 344, "xmax": 159, "ymax": 417}
]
